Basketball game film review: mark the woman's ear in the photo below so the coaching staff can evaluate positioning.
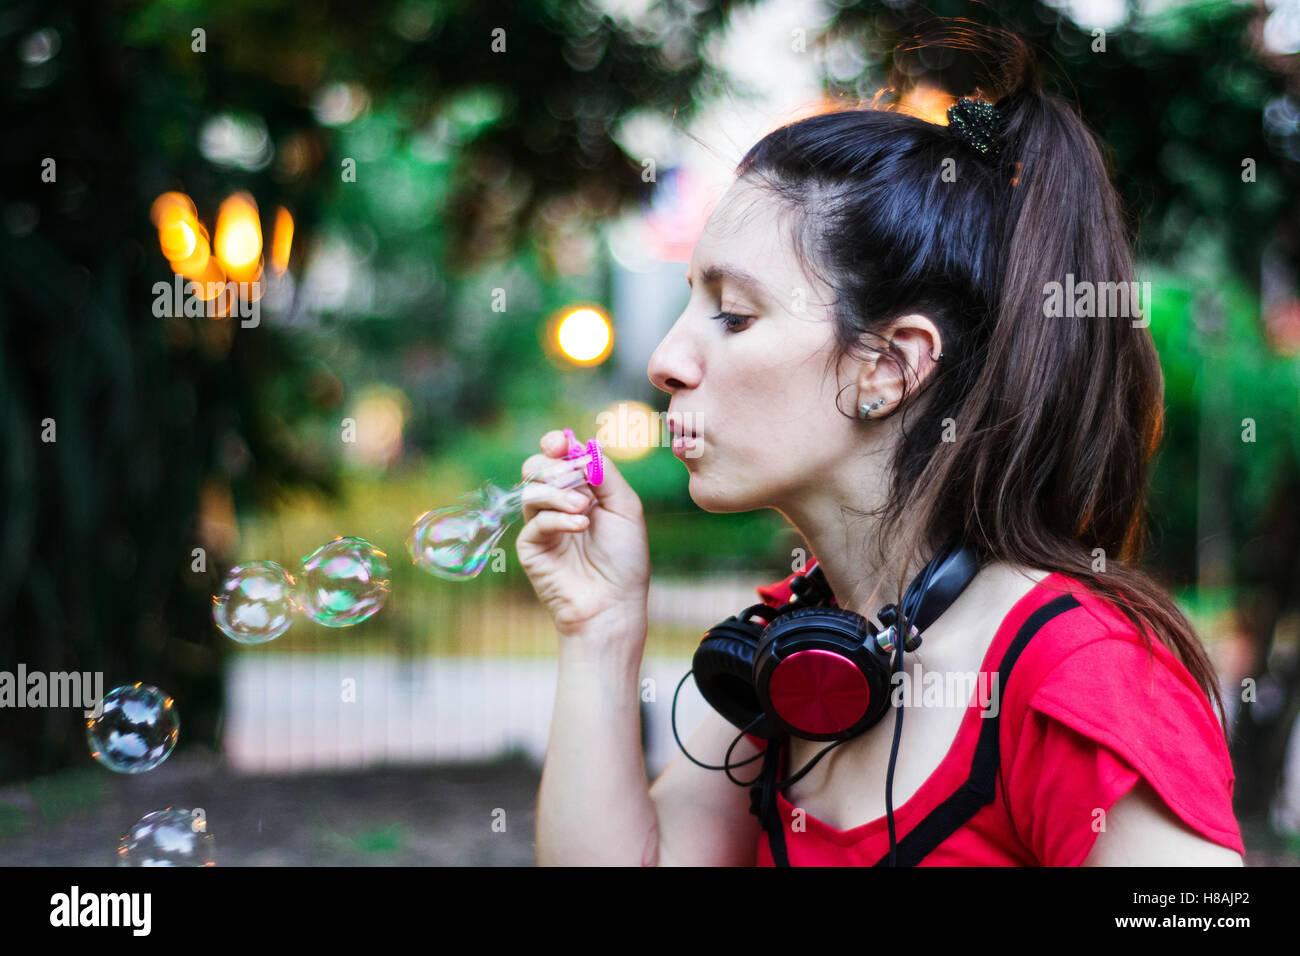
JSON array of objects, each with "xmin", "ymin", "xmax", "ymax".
[
  {"xmin": 855, "ymin": 315, "xmax": 943, "ymax": 418},
  {"xmin": 856, "ymin": 345, "xmax": 900, "ymax": 418}
]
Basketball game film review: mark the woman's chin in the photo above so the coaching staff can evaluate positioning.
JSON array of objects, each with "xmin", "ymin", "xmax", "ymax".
[{"xmin": 686, "ymin": 476, "xmax": 753, "ymax": 515}]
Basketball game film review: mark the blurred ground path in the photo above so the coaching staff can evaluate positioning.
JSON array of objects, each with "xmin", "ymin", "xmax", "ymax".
[{"xmin": 0, "ymin": 752, "xmax": 541, "ymax": 865}]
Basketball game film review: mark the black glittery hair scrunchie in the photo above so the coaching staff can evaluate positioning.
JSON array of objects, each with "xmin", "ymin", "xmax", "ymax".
[{"xmin": 946, "ymin": 97, "xmax": 1003, "ymax": 161}]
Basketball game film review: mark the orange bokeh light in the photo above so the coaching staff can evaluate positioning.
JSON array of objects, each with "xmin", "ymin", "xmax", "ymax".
[
  {"xmin": 154, "ymin": 190, "xmax": 286, "ymax": 301},
  {"xmin": 150, "ymin": 191, "xmax": 197, "ymax": 228},
  {"xmin": 270, "ymin": 206, "xmax": 293, "ymax": 275},
  {"xmin": 214, "ymin": 192, "xmax": 263, "ymax": 281},
  {"xmin": 168, "ymin": 222, "xmax": 212, "ymax": 279},
  {"xmin": 159, "ymin": 218, "xmax": 197, "ymax": 260},
  {"xmin": 153, "ymin": 191, "xmax": 205, "ymax": 268},
  {"xmin": 191, "ymin": 259, "xmax": 229, "ymax": 301},
  {"xmin": 894, "ymin": 82, "xmax": 957, "ymax": 126}
]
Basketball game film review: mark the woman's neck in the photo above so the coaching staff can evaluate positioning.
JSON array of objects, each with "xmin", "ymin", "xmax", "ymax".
[{"xmin": 775, "ymin": 497, "xmax": 930, "ymax": 620}]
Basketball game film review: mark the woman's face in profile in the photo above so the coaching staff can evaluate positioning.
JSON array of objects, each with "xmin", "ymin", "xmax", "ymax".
[{"xmin": 647, "ymin": 175, "xmax": 866, "ymax": 516}]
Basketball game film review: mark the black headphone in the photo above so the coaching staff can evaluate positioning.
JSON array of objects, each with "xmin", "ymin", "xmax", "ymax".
[{"xmin": 670, "ymin": 536, "xmax": 985, "ymax": 863}]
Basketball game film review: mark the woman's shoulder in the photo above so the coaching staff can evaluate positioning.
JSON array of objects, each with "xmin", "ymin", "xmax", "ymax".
[
  {"xmin": 1000, "ymin": 568, "xmax": 1212, "ymax": 705},
  {"xmin": 995, "ymin": 569, "xmax": 1242, "ymax": 861},
  {"xmin": 998, "ymin": 568, "xmax": 1235, "ymax": 784}
]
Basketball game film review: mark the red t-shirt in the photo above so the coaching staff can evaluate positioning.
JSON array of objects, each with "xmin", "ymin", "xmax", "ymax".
[{"xmin": 744, "ymin": 564, "xmax": 1244, "ymax": 866}]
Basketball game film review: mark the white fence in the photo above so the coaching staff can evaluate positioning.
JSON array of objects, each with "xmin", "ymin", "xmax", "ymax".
[{"xmin": 223, "ymin": 574, "xmax": 776, "ymax": 778}]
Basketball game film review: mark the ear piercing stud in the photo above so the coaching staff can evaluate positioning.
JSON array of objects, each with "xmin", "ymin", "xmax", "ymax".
[
  {"xmin": 858, "ymin": 397, "xmax": 886, "ymax": 419},
  {"xmin": 857, "ymin": 347, "xmax": 941, "ymax": 420}
]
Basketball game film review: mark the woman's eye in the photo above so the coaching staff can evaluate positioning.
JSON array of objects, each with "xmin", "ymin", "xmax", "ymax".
[{"xmin": 711, "ymin": 311, "xmax": 751, "ymax": 333}]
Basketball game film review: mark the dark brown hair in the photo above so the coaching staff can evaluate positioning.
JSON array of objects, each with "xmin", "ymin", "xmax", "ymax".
[{"xmin": 736, "ymin": 22, "xmax": 1227, "ymax": 728}]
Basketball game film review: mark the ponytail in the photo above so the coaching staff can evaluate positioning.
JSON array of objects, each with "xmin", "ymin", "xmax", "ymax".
[{"xmin": 737, "ymin": 23, "xmax": 1228, "ymax": 729}]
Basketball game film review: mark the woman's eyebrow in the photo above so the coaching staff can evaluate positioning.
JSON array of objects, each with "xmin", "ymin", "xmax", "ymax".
[{"xmin": 686, "ymin": 263, "xmax": 767, "ymax": 297}]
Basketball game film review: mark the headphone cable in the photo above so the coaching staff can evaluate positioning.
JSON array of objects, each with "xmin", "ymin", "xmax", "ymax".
[
  {"xmin": 672, "ymin": 669, "xmax": 847, "ymax": 787},
  {"xmin": 671, "ymin": 671, "xmax": 765, "ymax": 775},
  {"xmin": 884, "ymin": 600, "xmax": 908, "ymax": 866},
  {"xmin": 881, "ymin": 542, "xmax": 949, "ymax": 865}
]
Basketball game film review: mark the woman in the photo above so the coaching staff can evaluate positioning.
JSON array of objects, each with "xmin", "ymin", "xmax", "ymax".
[{"xmin": 518, "ymin": 25, "xmax": 1245, "ymax": 866}]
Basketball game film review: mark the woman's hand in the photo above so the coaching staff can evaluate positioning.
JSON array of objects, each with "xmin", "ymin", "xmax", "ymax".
[{"xmin": 515, "ymin": 430, "xmax": 650, "ymax": 640}]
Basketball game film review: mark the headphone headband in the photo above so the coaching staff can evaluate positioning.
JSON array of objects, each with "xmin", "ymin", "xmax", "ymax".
[{"xmin": 900, "ymin": 536, "xmax": 985, "ymax": 633}]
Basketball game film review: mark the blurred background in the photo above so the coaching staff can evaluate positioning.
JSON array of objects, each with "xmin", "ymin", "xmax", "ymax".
[{"xmin": 1, "ymin": 0, "xmax": 1299, "ymax": 865}]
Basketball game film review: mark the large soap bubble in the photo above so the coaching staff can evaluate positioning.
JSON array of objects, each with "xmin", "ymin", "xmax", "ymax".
[
  {"xmin": 408, "ymin": 483, "xmax": 514, "ymax": 581},
  {"xmin": 409, "ymin": 433, "xmax": 604, "ymax": 581}
]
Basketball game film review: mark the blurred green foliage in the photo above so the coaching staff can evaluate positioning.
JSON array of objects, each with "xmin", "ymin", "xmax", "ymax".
[{"xmin": 0, "ymin": 0, "xmax": 745, "ymax": 783}]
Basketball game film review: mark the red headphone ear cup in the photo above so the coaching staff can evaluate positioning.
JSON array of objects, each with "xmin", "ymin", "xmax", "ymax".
[
  {"xmin": 754, "ymin": 606, "xmax": 894, "ymax": 741},
  {"xmin": 692, "ymin": 621, "xmax": 781, "ymax": 739}
]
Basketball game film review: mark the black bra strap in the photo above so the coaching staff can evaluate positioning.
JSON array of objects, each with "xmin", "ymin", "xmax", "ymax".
[{"xmin": 870, "ymin": 592, "xmax": 1081, "ymax": 866}]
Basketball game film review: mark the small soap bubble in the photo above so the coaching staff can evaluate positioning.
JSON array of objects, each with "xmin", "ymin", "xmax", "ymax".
[
  {"xmin": 296, "ymin": 536, "xmax": 390, "ymax": 626},
  {"xmin": 212, "ymin": 560, "xmax": 296, "ymax": 643},
  {"xmin": 118, "ymin": 808, "xmax": 215, "ymax": 866},
  {"xmin": 87, "ymin": 683, "xmax": 179, "ymax": 773}
]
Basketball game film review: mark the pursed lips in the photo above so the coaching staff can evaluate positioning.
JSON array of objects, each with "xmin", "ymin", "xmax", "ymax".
[{"xmin": 666, "ymin": 413, "xmax": 698, "ymax": 439}]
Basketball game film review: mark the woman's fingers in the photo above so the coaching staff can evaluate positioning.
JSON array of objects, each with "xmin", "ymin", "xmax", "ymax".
[
  {"xmin": 543, "ymin": 429, "xmax": 575, "ymax": 456},
  {"xmin": 520, "ymin": 431, "xmax": 594, "ymax": 522},
  {"xmin": 520, "ymin": 430, "xmax": 573, "ymax": 479},
  {"xmin": 518, "ymin": 506, "xmax": 590, "ymax": 547},
  {"xmin": 519, "ymin": 479, "xmax": 592, "ymax": 525},
  {"xmin": 522, "ymin": 430, "xmax": 636, "ymax": 520},
  {"xmin": 520, "ymin": 453, "xmax": 584, "ymax": 484}
]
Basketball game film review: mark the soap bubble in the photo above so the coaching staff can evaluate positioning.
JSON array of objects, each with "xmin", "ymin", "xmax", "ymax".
[
  {"xmin": 87, "ymin": 683, "xmax": 179, "ymax": 773},
  {"xmin": 118, "ymin": 808, "xmax": 215, "ymax": 866},
  {"xmin": 296, "ymin": 536, "xmax": 390, "ymax": 626},
  {"xmin": 212, "ymin": 560, "xmax": 296, "ymax": 643},
  {"xmin": 408, "ymin": 442, "xmax": 602, "ymax": 581},
  {"xmin": 408, "ymin": 491, "xmax": 510, "ymax": 581}
]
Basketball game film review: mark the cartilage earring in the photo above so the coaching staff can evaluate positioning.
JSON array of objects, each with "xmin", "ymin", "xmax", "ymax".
[{"xmin": 858, "ymin": 397, "xmax": 886, "ymax": 419}]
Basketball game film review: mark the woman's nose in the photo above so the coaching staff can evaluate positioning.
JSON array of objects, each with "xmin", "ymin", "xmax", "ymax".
[{"xmin": 647, "ymin": 323, "xmax": 699, "ymax": 394}]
